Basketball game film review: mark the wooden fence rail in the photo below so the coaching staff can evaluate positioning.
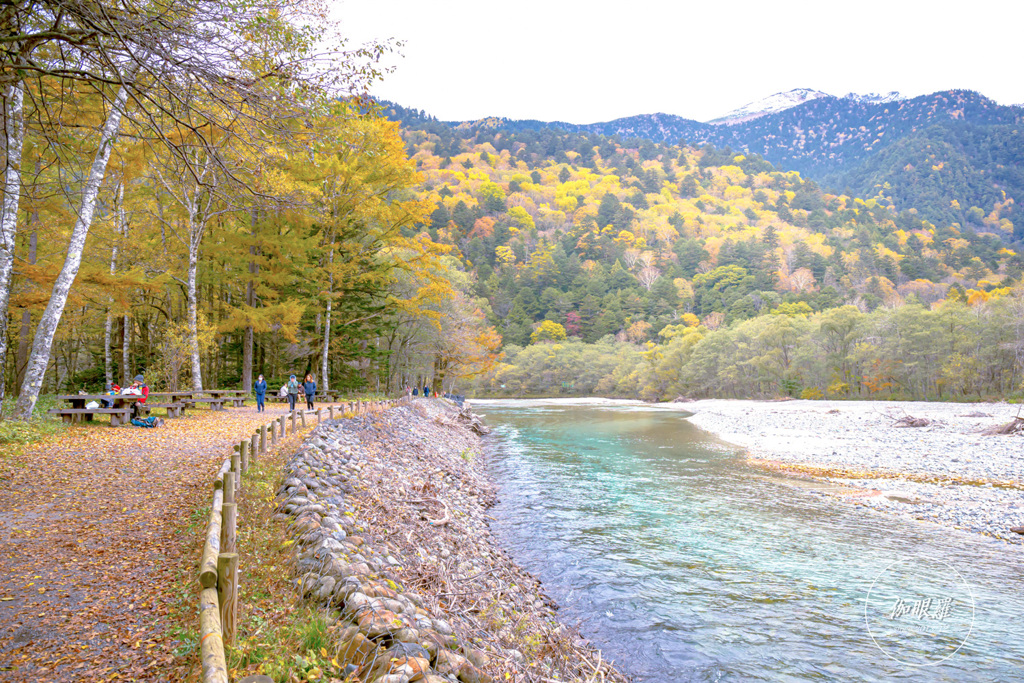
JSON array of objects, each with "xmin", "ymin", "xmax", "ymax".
[{"xmin": 198, "ymin": 398, "xmax": 404, "ymax": 683}]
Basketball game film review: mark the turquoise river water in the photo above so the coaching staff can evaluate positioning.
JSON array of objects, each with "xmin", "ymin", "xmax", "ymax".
[{"xmin": 474, "ymin": 400, "xmax": 1024, "ymax": 682}]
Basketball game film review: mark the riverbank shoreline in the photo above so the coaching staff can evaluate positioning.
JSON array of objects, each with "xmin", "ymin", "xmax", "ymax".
[
  {"xmin": 678, "ymin": 399, "xmax": 1024, "ymax": 545},
  {"xmin": 274, "ymin": 398, "xmax": 624, "ymax": 682}
]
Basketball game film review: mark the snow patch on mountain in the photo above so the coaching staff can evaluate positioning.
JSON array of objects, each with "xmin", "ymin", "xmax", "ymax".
[
  {"xmin": 707, "ymin": 88, "xmax": 828, "ymax": 125},
  {"xmin": 708, "ymin": 89, "xmax": 905, "ymax": 125},
  {"xmin": 843, "ymin": 91, "xmax": 904, "ymax": 105}
]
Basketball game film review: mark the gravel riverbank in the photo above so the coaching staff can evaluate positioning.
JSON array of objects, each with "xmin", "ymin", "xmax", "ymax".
[
  {"xmin": 679, "ymin": 399, "xmax": 1024, "ymax": 544},
  {"xmin": 275, "ymin": 399, "xmax": 624, "ymax": 683}
]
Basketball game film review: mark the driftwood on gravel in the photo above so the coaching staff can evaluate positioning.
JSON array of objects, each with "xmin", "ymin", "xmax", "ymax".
[
  {"xmin": 895, "ymin": 416, "xmax": 931, "ymax": 428},
  {"xmin": 981, "ymin": 417, "xmax": 1024, "ymax": 436}
]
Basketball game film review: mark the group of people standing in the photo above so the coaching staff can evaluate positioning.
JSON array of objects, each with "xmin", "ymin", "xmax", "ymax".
[
  {"xmin": 410, "ymin": 383, "xmax": 434, "ymax": 398},
  {"xmin": 253, "ymin": 373, "xmax": 317, "ymax": 412}
]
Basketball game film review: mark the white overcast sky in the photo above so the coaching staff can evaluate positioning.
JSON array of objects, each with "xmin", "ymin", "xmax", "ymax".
[{"xmin": 333, "ymin": 0, "xmax": 1023, "ymax": 124}]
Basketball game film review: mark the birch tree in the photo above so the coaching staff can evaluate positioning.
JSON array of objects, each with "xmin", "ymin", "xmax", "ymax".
[
  {"xmin": 0, "ymin": 81, "xmax": 24, "ymax": 411},
  {"xmin": 14, "ymin": 83, "xmax": 130, "ymax": 418}
]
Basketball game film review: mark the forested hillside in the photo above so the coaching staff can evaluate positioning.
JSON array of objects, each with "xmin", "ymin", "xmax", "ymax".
[
  {"xmin": 390, "ymin": 90, "xmax": 1024, "ymax": 238},
  {"xmin": 386, "ymin": 103, "xmax": 1024, "ymax": 400}
]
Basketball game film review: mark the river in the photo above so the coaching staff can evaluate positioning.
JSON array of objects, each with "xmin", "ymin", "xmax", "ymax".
[{"xmin": 475, "ymin": 399, "xmax": 1024, "ymax": 682}]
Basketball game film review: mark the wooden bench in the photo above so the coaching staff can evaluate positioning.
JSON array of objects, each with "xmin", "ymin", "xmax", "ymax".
[
  {"xmin": 228, "ymin": 397, "xmax": 246, "ymax": 408},
  {"xmin": 139, "ymin": 402, "xmax": 185, "ymax": 418},
  {"xmin": 48, "ymin": 407, "xmax": 131, "ymax": 427},
  {"xmin": 182, "ymin": 397, "xmax": 226, "ymax": 411}
]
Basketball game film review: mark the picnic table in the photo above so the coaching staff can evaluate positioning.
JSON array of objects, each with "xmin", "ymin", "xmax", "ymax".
[
  {"xmin": 146, "ymin": 391, "xmax": 194, "ymax": 418},
  {"xmin": 49, "ymin": 394, "xmax": 141, "ymax": 427},
  {"xmin": 205, "ymin": 389, "xmax": 247, "ymax": 407}
]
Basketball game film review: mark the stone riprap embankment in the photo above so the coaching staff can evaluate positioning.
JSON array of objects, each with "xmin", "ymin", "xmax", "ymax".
[
  {"xmin": 275, "ymin": 399, "xmax": 623, "ymax": 683},
  {"xmin": 680, "ymin": 399, "xmax": 1024, "ymax": 544}
]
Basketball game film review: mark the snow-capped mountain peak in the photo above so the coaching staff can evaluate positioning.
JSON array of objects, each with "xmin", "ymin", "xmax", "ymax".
[
  {"xmin": 707, "ymin": 88, "xmax": 830, "ymax": 125},
  {"xmin": 707, "ymin": 88, "xmax": 906, "ymax": 125}
]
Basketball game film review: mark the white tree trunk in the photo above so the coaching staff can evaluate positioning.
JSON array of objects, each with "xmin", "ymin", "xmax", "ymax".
[
  {"xmin": 0, "ymin": 81, "xmax": 25, "ymax": 409},
  {"xmin": 104, "ymin": 314, "xmax": 113, "ymax": 386},
  {"xmin": 104, "ymin": 183, "xmax": 122, "ymax": 387},
  {"xmin": 122, "ymin": 315, "xmax": 131, "ymax": 384},
  {"xmin": 187, "ymin": 242, "xmax": 203, "ymax": 392},
  {"xmin": 320, "ymin": 249, "xmax": 334, "ymax": 392},
  {"xmin": 13, "ymin": 84, "xmax": 129, "ymax": 420},
  {"xmin": 14, "ymin": 226, "xmax": 36, "ymax": 389}
]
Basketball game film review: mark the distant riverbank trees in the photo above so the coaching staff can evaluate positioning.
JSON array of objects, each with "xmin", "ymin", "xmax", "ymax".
[{"xmin": 480, "ymin": 290, "xmax": 1024, "ymax": 401}]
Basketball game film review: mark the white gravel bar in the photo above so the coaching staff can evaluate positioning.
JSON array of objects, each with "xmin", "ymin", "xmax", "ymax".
[{"xmin": 679, "ymin": 399, "xmax": 1024, "ymax": 544}]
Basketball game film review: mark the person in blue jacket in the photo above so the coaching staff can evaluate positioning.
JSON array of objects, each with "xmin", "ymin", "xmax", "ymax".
[
  {"xmin": 303, "ymin": 373, "xmax": 317, "ymax": 410},
  {"xmin": 254, "ymin": 374, "xmax": 267, "ymax": 412}
]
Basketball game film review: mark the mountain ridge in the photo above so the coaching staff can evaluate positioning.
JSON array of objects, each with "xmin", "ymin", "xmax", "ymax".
[{"xmin": 388, "ymin": 89, "xmax": 1022, "ymax": 240}]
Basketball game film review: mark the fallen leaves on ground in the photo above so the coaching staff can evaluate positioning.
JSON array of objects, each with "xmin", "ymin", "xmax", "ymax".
[{"xmin": 0, "ymin": 404, "xmax": 310, "ymax": 682}]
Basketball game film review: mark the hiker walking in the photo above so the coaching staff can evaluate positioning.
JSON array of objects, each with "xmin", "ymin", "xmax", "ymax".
[
  {"xmin": 303, "ymin": 374, "xmax": 317, "ymax": 411},
  {"xmin": 255, "ymin": 374, "xmax": 267, "ymax": 412}
]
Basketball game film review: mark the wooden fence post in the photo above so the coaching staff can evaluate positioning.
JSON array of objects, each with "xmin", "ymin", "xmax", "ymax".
[
  {"xmin": 269, "ymin": 421, "xmax": 277, "ymax": 445},
  {"xmin": 217, "ymin": 552, "xmax": 239, "ymax": 647},
  {"xmin": 250, "ymin": 433, "xmax": 258, "ymax": 463},
  {"xmin": 316, "ymin": 408, "xmax": 321, "ymax": 424},
  {"xmin": 290, "ymin": 411, "xmax": 297, "ymax": 433},
  {"xmin": 239, "ymin": 439, "xmax": 248, "ymax": 474},
  {"xmin": 280, "ymin": 414, "xmax": 286, "ymax": 438},
  {"xmin": 231, "ymin": 450, "xmax": 240, "ymax": 494},
  {"xmin": 299, "ymin": 409, "xmax": 306, "ymax": 427},
  {"xmin": 328, "ymin": 406, "xmax": 334, "ymax": 420},
  {"xmin": 260, "ymin": 424, "xmax": 267, "ymax": 453},
  {"xmin": 222, "ymin": 471, "xmax": 234, "ymax": 505},
  {"xmin": 221, "ymin": 501, "xmax": 236, "ymax": 553}
]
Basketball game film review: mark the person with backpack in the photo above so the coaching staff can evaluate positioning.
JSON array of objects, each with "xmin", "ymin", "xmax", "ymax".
[
  {"xmin": 302, "ymin": 373, "xmax": 317, "ymax": 411},
  {"xmin": 254, "ymin": 374, "xmax": 267, "ymax": 412},
  {"xmin": 287, "ymin": 375, "xmax": 299, "ymax": 411}
]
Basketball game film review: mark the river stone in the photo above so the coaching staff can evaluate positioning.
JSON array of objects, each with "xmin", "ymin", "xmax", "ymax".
[
  {"xmin": 430, "ymin": 618, "xmax": 454, "ymax": 636},
  {"xmin": 314, "ymin": 576, "xmax": 336, "ymax": 601},
  {"xmin": 433, "ymin": 650, "xmax": 467, "ymax": 676},
  {"xmin": 457, "ymin": 662, "xmax": 491, "ymax": 683},
  {"xmin": 348, "ymin": 562, "xmax": 373, "ymax": 576},
  {"xmin": 391, "ymin": 627, "xmax": 420, "ymax": 643},
  {"xmin": 387, "ymin": 641, "xmax": 431, "ymax": 661},
  {"xmin": 336, "ymin": 632, "xmax": 379, "ymax": 670},
  {"xmin": 372, "ymin": 675, "xmax": 411, "ymax": 683},
  {"xmin": 462, "ymin": 646, "xmax": 488, "ymax": 668},
  {"xmin": 318, "ymin": 538, "xmax": 346, "ymax": 554},
  {"xmin": 356, "ymin": 608, "xmax": 405, "ymax": 638}
]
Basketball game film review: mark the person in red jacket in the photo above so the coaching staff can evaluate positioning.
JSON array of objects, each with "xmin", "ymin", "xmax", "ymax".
[{"xmin": 123, "ymin": 374, "xmax": 149, "ymax": 418}]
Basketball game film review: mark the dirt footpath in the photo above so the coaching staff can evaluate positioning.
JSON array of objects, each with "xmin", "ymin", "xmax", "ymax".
[{"xmin": 0, "ymin": 404, "xmax": 301, "ymax": 682}]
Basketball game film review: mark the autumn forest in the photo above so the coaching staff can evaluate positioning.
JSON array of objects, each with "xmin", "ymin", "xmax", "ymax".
[{"xmin": 2, "ymin": 3, "xmax": 1023, "ymax": 420}]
